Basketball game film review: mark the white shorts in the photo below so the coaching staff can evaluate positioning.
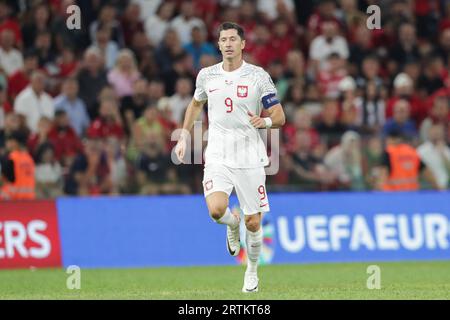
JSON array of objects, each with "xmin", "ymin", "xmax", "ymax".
[{"xmin": 202, "ymin": 163, "xmax": 270, "ymax": 215}]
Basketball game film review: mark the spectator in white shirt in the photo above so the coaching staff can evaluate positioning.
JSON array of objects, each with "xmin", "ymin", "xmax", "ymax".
[
  {"xmin": 14, "ymin": 71, "xmax": 54, "ymax": 133},
  {"xmin": 417, "ymin": 124, "xmax": 450, "ymax": 190},
  {"xmin": 0, "ymin": 29, "xmax": 24, "ymax": 76},
  {"xmin": 168, "ymin": 77, "xmax": 193, "ymax": 125},
  {"xmin": 170, "ymin": 1, "xmax": 206, "ymax": 46},
  {"xmin": 257, "ymin": 0, "xmax": 295, "ymax": 22},
  {"xmin": 132, "ymin": 0, "xmax": 162, "ymax": 21},
  {"xmin": 309, "ymin": 19, "xmax": 349, "ymax": 74},
  {"xmin": 145, "ymin": 1, "xmax": 176, "ymax": 47}
]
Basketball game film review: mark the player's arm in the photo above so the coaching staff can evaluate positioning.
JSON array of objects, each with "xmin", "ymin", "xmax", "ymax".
[
  {"xmin": 249, "ymin": 71, "xmax": 286, "ymax": 129},
  {"xmin": 180, "ymin": 98, "xmax": 206, "ymax": 135},
  {"xmin": 175, "ymin": 69, "xmax": 207, "ymax": 163},
  {"xmin": 175, "ymin": 98, "xmax": 206, "ymax": 163},
  {"xmin": 248, "ymin": 103, "xmax": 286, "ymax": 129}
]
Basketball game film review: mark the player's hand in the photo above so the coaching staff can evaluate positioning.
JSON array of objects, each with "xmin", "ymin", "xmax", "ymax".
[
  {"xmin": 175, "ymin": 134, "xmax": 187, "ymax": 163},
  {"xmin": 247, "ymin": 111, "xmax": 266, "ymax": 128}
]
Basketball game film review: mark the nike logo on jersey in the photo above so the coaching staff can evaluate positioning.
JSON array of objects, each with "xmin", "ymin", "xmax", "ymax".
[{"xmin": 208, "ymin": 88, "xmax": 219, "ymax": 93}]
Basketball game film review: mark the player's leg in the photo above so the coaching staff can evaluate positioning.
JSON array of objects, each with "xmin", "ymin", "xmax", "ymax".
[
  {"xmin": 205, "ymin": 191, "xmax": 238, "ymax": 225},
  {"xmin": 244, "ymin": 212, "xmax": 263, "ymax": 275},
  {"xmin": 203, "ymin": 164, "xmax": 241, "ymax": 256},
  {"xmin": 233, "ymin": 167, "xmax": 269, "ymax": 292}
]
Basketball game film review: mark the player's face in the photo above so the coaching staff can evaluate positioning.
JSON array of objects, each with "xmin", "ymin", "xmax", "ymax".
[{"xmin": 218, "ymin": 29, "xmax": 245, "ymax": 60}]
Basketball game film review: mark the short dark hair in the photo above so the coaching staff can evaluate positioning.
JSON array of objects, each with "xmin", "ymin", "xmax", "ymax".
[
  {"xmin": 387, "ymin": 128, "xmax": 404, "ymax": 140},
  {"xmin": 6, "ymin": 130, "xmax": 28, "ymax": 146},
  {"xmin": 218, "ymin": 22, "xmax": 245, "ymax": 40}
]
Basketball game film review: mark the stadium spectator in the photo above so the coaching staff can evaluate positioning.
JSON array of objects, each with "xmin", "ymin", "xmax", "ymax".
[
  {"xmin": 170, "ymin": 0, "xmax": 206, "ymax": 46},
  {"xmin": 268, "ymin": 59, "xmax": 289, "ymax": 99},
  {"xmin": 271, "ymin": 19, "xmax": 294, "ymax": 64},
  {"xmin": 14, "ymin": 71, "xmax": 54, "ymax": 133},
  {"xmin": 382, "ymin": 99, "xmax": 418, "ymax": 142},
  {"xmin": 419, "ymin": 95, "xmax": 450, "ymax": 143},
  {"xmin": 184, "ymin": 26, "xmax": 217, "ymax": 71},
  {"xmin": 0, "ymin": 29, "xmax": 23, "ymax": 76},
  {"xmin": 7, "ymin": 49, "xmax": 39, "ymax": 102},
  {"xmin": 107, "ymin": 49, "xmax": 141, "ymax": 98},
  {"xmin": 148, "ymin": 78, "xmax": 166, "ymax": 103},
  {"xmin": 33, "ymin": 30, "xmax": 56, "ymax": 68},
  {"xmin": 128, "ymin": 103, "xmax": 166, "ymax": 160},
  {"xmin": 287, "ymin": 131, "xmax": 335, "ymax": 191},
  {"xmin": 362, "ymin": 136, "xmax": 384, "ymax": 189},
  {"xmin": 386, "ymin": 72, "xmax": 425, "ymax": 124},
  {"xmin": 355, "ymin": 55, "xmax": 384, "ymax": 96},
  {"xmin": 389, "ymin": 22, "xmax": 421, "ymax": 72},
  {"xmin": 51, "ymin": 0, "xmax": 87, "ymax": 52},
  {"xmin": 34, "ymin": 142, "xmax": 63, "ymax": 199},
  {"xmin": 257, "ymin": 0, "xmax": 295, "ymax": 23},
  {"xmin": 354, "ymin": 80, "xmax": 386, "ymax": 135},
  {"xmin": 377, "ymin": 129, "xmax": 439, "ymax": 191},
  {"xmin": 120, "ymin": 78, "xmax": 149, "ymax": 134},
  {"xmin": 64, "ymin": 137, "xmax": 112, "ymax": 196},
  {"xmin": 135, "ymin": 131, "xmax": 190, "ymax": 195},
  {"xmin": 315, "ymin": 98, "xmax": 348, "ymax": 148},
  {"xmin": 338, "ymin": 76, "xmax": 359, "ymax": 130},
  {"xmin": 0, "ymin": 112, "xmax": 25, "ymax": 156},
  {"xmin": 120, "ymin": 2, "xmax": 145, "ymax": 47},
  {"xmin": 306, "ymin": 0, "xmax": 339, "ymax": 41},
  {"xmin": 132, "ymin": 0, "xmax": 162, "ymax": 21},
  {"xmin": 87, "ymin": 98, "xmax": 124, "ymax": 140},
  {"xmin": 317, "ymin": 52, "xmax": 347, "ymax": 99},
  {"xmin": 247, "ymin": 24, "xmax": 276, "ymax": 68},
  {"xmin": 324, "ymin": 130, "xmax": 365, "ymax": 190},
  {"xmin": 168, "ymin": 77, "xmax": 193, "ymax": 125},
  {"xmin": 417, "ymin": 124, "xmax": 450, "ymax": 190},
  {"xmin": 284, "ymin": 50, "xmax": 306, "ymax": 81},
  {"xmin": 161, "ymin": 52, "xmax": 194, "ymax": 96},
  {"xmin": 417, "ymin": 55, "xmax": 445, "ymax": 96},
  {"xmin": 76, "ymin": 47, "xmax": 108, "ymax": 119},
  {"xmin": 27, "ymin": 116, "xmax": 52, "ymax": 158},
  {"xmin": 238, "ymin": 0, "xmax": 258, "ymax": 40},
  {"xmin": 21, "ymin": 4, "xmax": 51, "ymax": 50},
  {"xmin": 144, "ymin": 1, "xmax": 176, "ymax": 47},
  {"xmin": 56, "ymin": 47, "xmax": 79, "ymax": 79},
  {"xmin": 104, "ymin": 136, "xmax": 128, "ymax": 194},
  {"xmin": 348, "ymin": 24, "xmax": 374, "ymax": 72},
  {"xmin": 130, "ymin": 32, "xmax": 157, "ymax": 79},
  {"xmin": 54, "ymin": 78, "xmax": 90, "ymax": 137},
  {"xmin": 0, "ymin": 1, "xmax": 22, "ymax": 48},
  {"xmin": 436, "ymin": 27, "xmax": 450, "ymax": 65},
  {"xmin": 47, "ymin": 110, "xmax": 84, "ymax": 167},
  {"xmin": 309, "ymin": 19, "xmax": 349, "ymax": 73},
  {"xmin": 338, "ymin": 0, "xmax": 367, "ymax": 34},
  {"xmin": 0, "ymin": 131, "xmax": 35, "ymax": 200},
  {"xmin": 89, "ymin": 4, "xmax": 124, "ymax": 47},
  {"xmin": 155, "ymin": 28, "xmax": 185, "ymax": 75},
  {"xmin": 283, "ymin": 108, "xmax": 320, "ymax": 155},
  {"xmin": 90, "ymin": 26, "xmax": 119, "ymax": 71}
]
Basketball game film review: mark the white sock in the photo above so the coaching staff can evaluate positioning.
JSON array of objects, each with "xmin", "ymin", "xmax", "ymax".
[
  {"xmin": 216, "ymin": 207, "xmax": 239, "ymax": 228},
  {"xmin": 246, "ymin": 227, "xmax": 262, "ymax": 274}
]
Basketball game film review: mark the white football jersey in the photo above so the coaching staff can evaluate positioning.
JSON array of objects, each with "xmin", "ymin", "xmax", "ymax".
[{"xmin": 194, "ymin": 61, "xmax": 279, "ymax": 168}]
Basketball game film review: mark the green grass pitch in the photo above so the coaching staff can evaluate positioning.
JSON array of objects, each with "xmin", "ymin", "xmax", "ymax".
[{"xmin": 0, "ymin": 261, "xmax": 449, "ymax": 299}]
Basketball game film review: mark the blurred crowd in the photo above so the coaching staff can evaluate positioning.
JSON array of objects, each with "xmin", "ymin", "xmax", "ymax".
[{"xmin": 0, "ymin": 0, "xmax": 450, "ymax": 199}]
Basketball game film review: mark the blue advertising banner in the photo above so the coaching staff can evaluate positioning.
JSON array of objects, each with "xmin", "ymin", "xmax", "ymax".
[{"xmin": 56, "ymin": 192, "xmax": 450, "ymax": 268}]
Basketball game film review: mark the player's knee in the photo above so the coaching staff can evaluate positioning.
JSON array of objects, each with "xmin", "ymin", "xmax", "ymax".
[
  {"xmin": 245, "ymin": 216, "xmax": 260, "ymax": 232},
  {"xmin": 209, "ymin": 205, "xmax": 227, "ymax": 221}
]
